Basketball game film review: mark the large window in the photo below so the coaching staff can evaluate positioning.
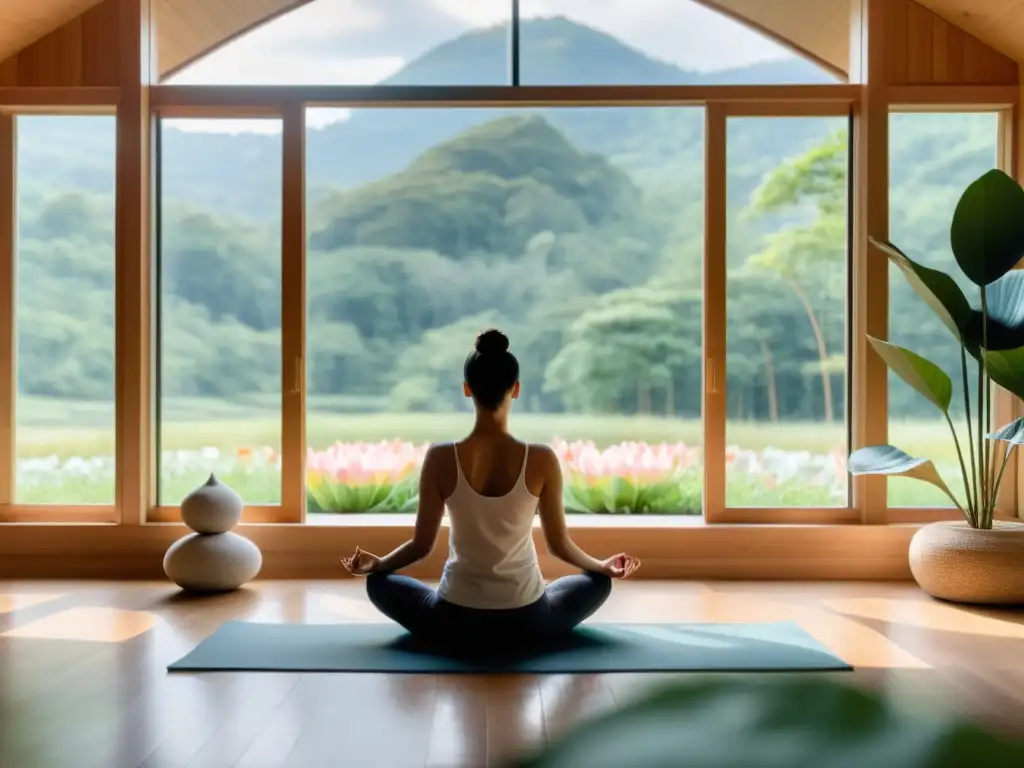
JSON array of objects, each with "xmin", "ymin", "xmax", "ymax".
[
  {"xmin": 156, "ymin": 119, "xmax": 283, "ymax": 505},
  {"xmin": 12, "ymin": 105, "xmax": 1009, "ymax": 521},
  {"xmin": 887, "ymin": 112, "xmax": 1000, "ymax": 508},
  {"xmin": 15, "ymin": 116, "xmax": 117, "ymax": 504},
  {"xmin": 304, "ymin": 106, "xmax": 705, "ymax": 518},
  {"xmin": 725, "ymin": 115, "xmax": 850, "ymax": 508}
]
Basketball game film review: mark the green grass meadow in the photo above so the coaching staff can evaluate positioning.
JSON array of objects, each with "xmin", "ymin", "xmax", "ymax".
[{"xmin": 12, "ymin": 396, "xmax": 964, "ymax": 510}]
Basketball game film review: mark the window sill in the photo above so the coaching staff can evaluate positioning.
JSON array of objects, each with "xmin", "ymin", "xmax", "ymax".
[
  {"xmin": 304, "ymin": 513, "xmax": 708, "ymax": 527},
  {"xmin": 0, "ymin": 517, "xmax": 925, "ymax": 581},
  {"xmin": 5, "ymin": 505, "xmax": 991, "ymax": 528}
]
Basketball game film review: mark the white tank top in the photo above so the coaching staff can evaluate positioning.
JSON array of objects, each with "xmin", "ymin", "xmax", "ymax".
[{"xmin": 436, "ymin": 443, "xmax": 547, "ymax": 610}]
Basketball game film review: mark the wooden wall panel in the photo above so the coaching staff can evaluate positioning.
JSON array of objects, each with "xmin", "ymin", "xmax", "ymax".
[
  {"xmin": 0, "ymin": 0, "xmax": 102, "ymax": 63},
  {"xmin": 888, "ymin": 0, "xmax": 1018, "ymax": 85},
  {"xmin": 919, "ymin": 1, "xmax": 1024, "ymax": 72},
  {"xmin": 0, "ymin": 0, "xmax": 119, "ymax": 88}
]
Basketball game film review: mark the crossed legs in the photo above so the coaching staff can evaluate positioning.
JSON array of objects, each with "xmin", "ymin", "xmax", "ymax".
[{"xmin": 365, "ymin": 571, "xmax": 612, "ymax": 643}]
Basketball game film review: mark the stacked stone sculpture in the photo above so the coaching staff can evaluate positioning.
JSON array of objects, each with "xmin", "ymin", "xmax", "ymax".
[{"xmin": 163, "ymin": 473, "xmax": 262, "ymax": 593}]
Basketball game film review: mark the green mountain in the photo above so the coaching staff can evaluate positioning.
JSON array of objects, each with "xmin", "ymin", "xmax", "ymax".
[
  {"xmin": 310, "ymin": 115, "xmax": 640, "ymax": 258},
  {"xmin": 387, "ymin": 15, "xmax": 833, "ymax": 86}
]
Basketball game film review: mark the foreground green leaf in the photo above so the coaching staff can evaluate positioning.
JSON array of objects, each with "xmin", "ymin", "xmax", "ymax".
[
  {"xmin": 984, "ymin": 347, "xmax": 1024, "ymax": 401},
  {"xmin": 867, "ymin": 337, "xmax": 952, "ymax": 412},
  {"xmin": 870, "ymin": 238, "xmax": 971, "ymax": 339},
  {"xmin": 848, "ymin": 445, "xmax": 957, "ymax": 507},
  {"xmin": 965, "ymin": 271, "xmax": 1024, "ymax": 352},
  {"xmin": 988, "ymin": 417, "xmax": 1024, "ymax": 446},
  {"xmin": 951, "ymin": 169, "xmax": 1024, "ymax": 286},
  {"xmin": 509, "ymin": 678, "xmax": 1024, "ymax": 768}
]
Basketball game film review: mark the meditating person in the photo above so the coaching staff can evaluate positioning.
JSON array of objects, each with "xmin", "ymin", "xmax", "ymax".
[{"xmin": 341, "ymin": 328, "xmax": 640, "ymax": 648}]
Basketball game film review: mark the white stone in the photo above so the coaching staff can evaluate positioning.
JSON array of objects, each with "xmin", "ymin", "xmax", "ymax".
[
  {"xmin": 180, "ymin": 473, "xmax": 243, "ymax": 534},
  {"xmin": 163, "ymin": 532, "xmax": 262, "ymax": 593}
]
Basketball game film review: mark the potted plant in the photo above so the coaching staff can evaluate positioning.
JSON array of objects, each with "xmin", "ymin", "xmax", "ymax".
[{"xmin": 851, "ymin": 168, "xmax": 1024, "ymax": 605}]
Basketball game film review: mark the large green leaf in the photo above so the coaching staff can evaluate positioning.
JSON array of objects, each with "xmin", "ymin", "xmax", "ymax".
[
  {"xmin": 988, "ymin": 417, "xmax": 1024, "ymax": 446},
  {"xmin": 867, "ymin": 337, "xmax": 952, "ymax": 412},
  {"xmin": 984, "ymin": 347, "xmax": 1024, "ymax": 401},
  {"xmin": 964, "ymin": 270, "xmax": 1024, "ymax": 351},
  {"xmin": 870, "ymin": 237, "xmax": 971, "ymax": 339},
  {"xmin": 510, "ymin": 678, "xmax": 1024, "ymax": 768},
  {"xmin": 951, "ymin": 169, "xmax": 1024, "ymax": 286},
  {"xmin": 848, "ymin": 445, "xmax": 957, "ymax": 506}
]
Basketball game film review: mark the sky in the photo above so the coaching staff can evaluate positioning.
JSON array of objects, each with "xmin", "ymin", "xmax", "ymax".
[{"xmin": 167, "ymin": 0, "xmax": 795, "ymax": 133}]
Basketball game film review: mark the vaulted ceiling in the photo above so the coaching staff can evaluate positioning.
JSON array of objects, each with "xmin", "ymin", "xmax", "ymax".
[
  {"xmin": 703, "ymin": 0, "xmax": 850, "ymax": 77},
  {"xmin": 155, "ymin": 0, "xmax": 306, "ymax": 77},
  {"xmin": 1, "ymin": 0, "xmax": 1023, "ymax": 84},
  {"xmin": 916, "ymin": 0, "xmax": 1024, "ymax": 67}
]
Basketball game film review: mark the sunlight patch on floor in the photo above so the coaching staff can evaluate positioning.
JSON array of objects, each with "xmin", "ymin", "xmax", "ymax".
[
  {"xmin": 0, "ymin": 593, "xmax": 64, "ymax": 614},
  {"xmin": 2, "ymin": 606, "xmax": 158, "ymax": 642},
  {"xmin": 683, "ymin": 592, "xmax": 930, "ymax": 669},
  {"xmin": 822, "ymin": 598, "xmax": 1024, "ymax": 640},
  {"xmin": 319, "ymin": 593, "xmax": 385, "ymax": 622}
]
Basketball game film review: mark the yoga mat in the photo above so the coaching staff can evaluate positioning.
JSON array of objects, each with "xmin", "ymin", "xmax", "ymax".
[{"xmin": 168, "ymin": 620, "xmax": 851, "ymax": 674}]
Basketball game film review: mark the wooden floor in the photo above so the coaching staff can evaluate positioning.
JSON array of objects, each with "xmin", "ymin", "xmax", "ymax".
[{"xmin": 2, "ymin": 580, "xmax": 1024, "ymax": 768}]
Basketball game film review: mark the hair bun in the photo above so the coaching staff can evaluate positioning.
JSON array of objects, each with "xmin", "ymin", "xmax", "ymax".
[{"xmin": 475, "ymin": 328, "xmax": 510, "ymax": 355}]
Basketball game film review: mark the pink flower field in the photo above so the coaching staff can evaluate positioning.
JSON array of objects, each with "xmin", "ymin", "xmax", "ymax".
[
  {"xmin": 302, "ymin": 438, "xmax": 845, "ymax": 514},
  {"xmin": 19, "ymin": 438, "xmax": 849, "ymax": 509}
]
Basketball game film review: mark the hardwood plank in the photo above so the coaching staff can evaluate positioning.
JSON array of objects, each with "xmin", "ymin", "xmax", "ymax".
[
  {"xmin": 537, "ymin": 675, "xmax": 617, "ymax": 741},
  {"xmin": 425, "ymin": 676, "xmax": 489, "ymax": 768},
  {"xmin": 483, "ymin": 676, "xmax": 546, "ymax": 766},
  {"xmin": 0, "ymin": 580, "xmax": 1022, "ymax": 768},
  {"xmin": 280, "ymin": 674, "xmax": 436, "ymax": 768}
]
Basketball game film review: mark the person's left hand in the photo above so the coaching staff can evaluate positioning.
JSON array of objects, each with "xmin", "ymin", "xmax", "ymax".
[
  {"xmin": 341, "ymin": 547, "xmax": 381, "ymax": 576},
  {"xmin": 599, "ymin": 553, "xmax": 641, "ymax": 579}
]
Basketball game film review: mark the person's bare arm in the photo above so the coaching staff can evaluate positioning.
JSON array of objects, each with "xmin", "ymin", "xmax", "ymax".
[
  {"xmin": 536, "ymin": 445, "xmax": 607, "ymax": 573},
  {"xmin": 370, "ymin": 445, "xmax": 446, "ymax": 573}
]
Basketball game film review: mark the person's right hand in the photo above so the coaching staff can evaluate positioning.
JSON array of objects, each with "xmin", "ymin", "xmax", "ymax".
[
  {"xmin": 599, "ymin": 553, "xmax": 641, "ymax": 579},
  {"xmin": 341, "ymin": 546, "xmax": 381, "ymax": 577}
]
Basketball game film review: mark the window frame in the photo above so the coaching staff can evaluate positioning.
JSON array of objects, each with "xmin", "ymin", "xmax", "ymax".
[
  {"xmin": 881, "ymin": 100, "xmax": 1021, "ymax": 524},
  {"xmin": 151, "ymin": 85, "xmax": 863, "ymax": 527},
  {"xmin": 0, "ymin": 104, "xmax": 119, "ymax": 524},
  {"xmin": 706, "ymin": 101, "xmax": 855, "ymax": 524},
  {"xmin": 150, "ymin": 105, "xmax": 297, "ymax": 525}
]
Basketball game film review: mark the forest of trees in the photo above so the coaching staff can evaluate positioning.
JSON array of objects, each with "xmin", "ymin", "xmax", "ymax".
[{"xmin": 12, "ymin": 18, "xmax": 1000, "ymax": 427}]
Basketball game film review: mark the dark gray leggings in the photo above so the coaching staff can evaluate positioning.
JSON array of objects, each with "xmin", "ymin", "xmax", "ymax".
[{"xmin": 365, "ymin": 571, "xmax": 612, "ymax": 648}]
